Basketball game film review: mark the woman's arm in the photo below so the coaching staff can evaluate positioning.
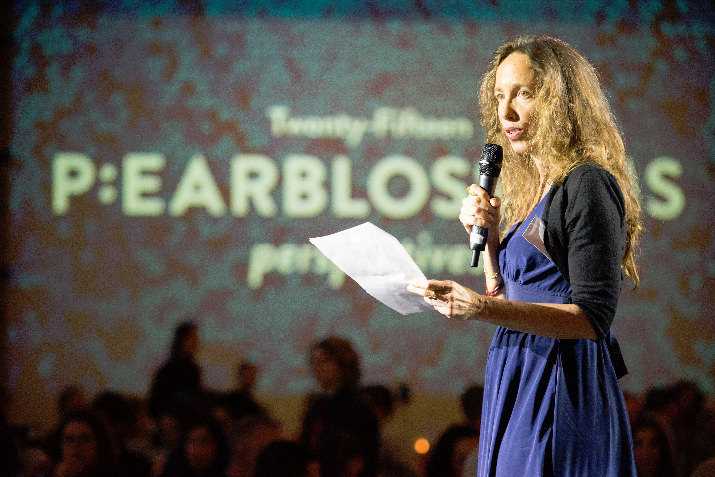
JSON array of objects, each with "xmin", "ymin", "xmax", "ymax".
[
  {"xmin": 407, "ymin": 279, "xmax": 597, "ymax": 339},
  {"xmin": 420, "ymin": 169, "xmax": 624, "ymax": 340},
  {"xmin": 461, "ymin": 185, "xmax": 504, "ymax": 298}
]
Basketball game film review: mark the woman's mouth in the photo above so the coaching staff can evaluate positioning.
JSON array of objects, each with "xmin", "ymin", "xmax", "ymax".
[{"xmin": 504, "ymin": 127, "xmax": 523, "ymax": 140}]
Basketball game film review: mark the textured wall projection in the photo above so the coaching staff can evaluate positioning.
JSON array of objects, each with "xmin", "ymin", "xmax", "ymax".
[{"xmin": 7, "ymin": 1, "xmax": 714, "ymax": 421}]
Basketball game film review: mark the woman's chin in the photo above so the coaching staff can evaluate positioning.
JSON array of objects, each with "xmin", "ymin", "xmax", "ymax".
[{"xmin": 508, "ymin": 142, "xmax": 529, "ymax": 155}]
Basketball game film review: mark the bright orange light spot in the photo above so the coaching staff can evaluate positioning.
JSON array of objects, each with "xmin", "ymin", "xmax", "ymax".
[{"xmin": 414, "ymin": 437, "xmax": 430, "ymax": 454}]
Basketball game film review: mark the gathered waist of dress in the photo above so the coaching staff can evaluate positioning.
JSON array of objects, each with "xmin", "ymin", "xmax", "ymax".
[{"xmin": 504, "ymin": 276, "xmax": 571, "ymax": 305}]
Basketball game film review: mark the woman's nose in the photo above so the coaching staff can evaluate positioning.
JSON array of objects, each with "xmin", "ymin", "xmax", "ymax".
[{"xmin": 499, "ymin": 98, "xmax": 518, "ymax": 122}]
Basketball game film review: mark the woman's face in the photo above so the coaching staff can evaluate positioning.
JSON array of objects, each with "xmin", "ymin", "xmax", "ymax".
[
  {"xmin": 185, "ymin": 425, "xmax": 219, "ymax": 473},
  {"xmin": 61, "ymin": 421, "xmax": 99, "ymax": 474},
  {"xmin": 494, "ymin": 52, "xmax": 537, "ymax": 156}
]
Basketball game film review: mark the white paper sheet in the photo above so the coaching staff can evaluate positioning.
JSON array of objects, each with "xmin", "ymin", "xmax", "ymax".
[{"xmin": 309, "ymin": 222, "xmax": 433, "ymax": 315}]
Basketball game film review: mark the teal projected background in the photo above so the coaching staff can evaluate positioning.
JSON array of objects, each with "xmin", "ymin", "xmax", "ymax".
[{"xmin": 6, "ymin": 1, "xmax": 714, "ymax": 422}]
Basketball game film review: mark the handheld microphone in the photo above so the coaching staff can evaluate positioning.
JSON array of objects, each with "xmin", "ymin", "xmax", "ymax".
[{"xmin": 469, "ymin": 143, "xmax": 503, "ymax": 267}]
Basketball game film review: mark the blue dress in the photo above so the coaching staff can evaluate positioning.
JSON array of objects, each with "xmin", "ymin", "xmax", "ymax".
[{"xmin": 477, "ymin": 197, "xmax": 636, "ymax": 477}]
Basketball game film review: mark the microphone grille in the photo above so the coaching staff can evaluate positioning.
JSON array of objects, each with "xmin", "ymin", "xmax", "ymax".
[{"xmin": 478, "ymin": 143, "xmax": 503, "ymax": 176}]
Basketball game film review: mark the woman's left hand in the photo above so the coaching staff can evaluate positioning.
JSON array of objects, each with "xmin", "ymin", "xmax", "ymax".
[{"xmin": 407, "ymin": 279, "xmax": 483, "ymax": 320}]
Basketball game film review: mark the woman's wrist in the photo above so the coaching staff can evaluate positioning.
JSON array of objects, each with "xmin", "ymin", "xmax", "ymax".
[{"xmin": 485, "ymin": 280, "xmax": 504, "ymax": 296}]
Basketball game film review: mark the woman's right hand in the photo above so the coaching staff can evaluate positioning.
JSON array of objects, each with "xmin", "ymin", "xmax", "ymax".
[{"xmin": 460, "ymin": 185, "xmax": 502, "ymax": 246}]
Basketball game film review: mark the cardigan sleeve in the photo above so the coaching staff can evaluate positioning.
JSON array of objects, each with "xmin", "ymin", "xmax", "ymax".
[
  {"xmin": 560, "ymin": 166, "xmax": 627, "ymax": 340},
  {"xmin": 542, "ymin": 164, "xmax": 628, "ymax": 339}
]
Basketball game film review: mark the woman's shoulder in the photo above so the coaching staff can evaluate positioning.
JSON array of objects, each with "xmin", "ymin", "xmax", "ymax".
[
  {"xmin": 562, "ymin": 162, "xmax": 618, "ymax": 189},
  {"xmin": 545, "ymin": 161, "xmax": 624, "ymax": 222},
  {"xmin": 554, "ymin": 162, "xmax": 623, "ymax": 208}
]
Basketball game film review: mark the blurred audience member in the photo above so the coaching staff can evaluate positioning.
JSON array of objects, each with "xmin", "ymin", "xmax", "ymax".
[
  {"xmin": 361, "ymin": 384, "xmax": 417, "ymax": 477},
  {"xmin": 253, "ymin": 440, "xmax": 319, "ymax": 477},
  {"xmin": 20, "ymin": 446, "xmax": 53, "ymax": 477},
  {"xmin": 151, "ymin": 406, "xmax": 183, "ymax": 477},
  {"xmin": 123, "ymin": 397, "xmax": 160, "ymax": 468},
  {"xmin": 159, "ymin": 412, "xmax": 229, "ymax": 477},
  {"xmin": 623, "ymin": 391, "xmax": 643, "ymax": 424},
  {"xmin": 300, "ymin": 336, "xmax": 379, "ymax": 477},
  {"xmin": 319, "ymin": 430, "xmax": 369, "ymax": 477},
  {"xmin": 424, "ymin": 424, "xmax": 478, "ymax": 477},
  {"xmin": 632, "ymin": 418, "xmax": 677, "ymax": 477},
  {"xmin": 1, "ymin": 388, "xmax": 20, "ymax": 476},
  {"xmin": 691, "ymin": 456, "xmax": 715, "ymax": 477},
  {"xmin": 215, "ymin": 361, "xmax": 267, "ymax": 423},
  {"xmin": 227, "ymin": 414, "xmax": 282, "ymax": 477},
  {"xmin": 54, "ymin": 409, "xmax": 119, "ymax": 477},
  {"xmin": 640, "ymin": 380, "xmax": 715, "ymax": 476},
  {"xmin": 44, "ymin": 385, "xmax": 89, "ymax": 462},
  {"xmin": 460, "ymin": 384, "xmax": 484, "ymax": 434},
  {"xmin": 458, "ymin": 384, "xmax": 484, "ymax": 477},
  {"xmin": 668, "ymin": 380, "xmax": 713, "ymax": 476},
  {"xmin": 91, "ymin": 391, "xmax": 152, "ymax": 477},
  {"xmin": 58, "ymin": 387, "xmax": 88, "ymax": 419},
  {"xmin": 148, "ymin": 321, "xmax": 204, "ymax": 421}
]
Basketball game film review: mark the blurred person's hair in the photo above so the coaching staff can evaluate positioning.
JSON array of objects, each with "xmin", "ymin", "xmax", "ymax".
[{"xmin": 310, "ymin": 337, "xmax": 362, "ymax": 389}]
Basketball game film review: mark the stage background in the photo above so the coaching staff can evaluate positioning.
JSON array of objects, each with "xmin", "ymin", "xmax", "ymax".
[{"xmin": 3, "ymin": 0, "xmax": 714, "ymax": 463}]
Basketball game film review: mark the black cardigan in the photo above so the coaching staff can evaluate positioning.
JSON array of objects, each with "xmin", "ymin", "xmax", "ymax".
[{"xmin": 541, "ymin": 162, "xmax": 627, "ymax": 341}]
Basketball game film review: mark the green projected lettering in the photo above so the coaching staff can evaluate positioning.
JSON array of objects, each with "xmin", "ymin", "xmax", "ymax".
[
  {"xmin": 123, "ymin": 153, "xmax": 166, "ymax": 216},
  {"xmin": 246, "ymin": 231, "xmax": 480, "ymax": 289},
  {"xmin": 645, "ymin": 156, "xmax": 686, "ymax": 221},
  {"xmin": 52, "ymin": 152, "xmax": 685, "ymax": 220},
  {"xmin": 230, "ymin": 154, "xmax": 280, "ymax": 217},
  {"xmin": 52, "ymin": 153, "xmax": 96, "ymax": 214},
  {"xmin": 283, "ymin": 155, "xmax": 329, "ymax": 218},
  {"xmin": 332, "ymin": 155, "xmax": 369, "ymax": 218},
  {"xmin": 266, "ymin": 106, "xmax": 474, "ymax": 148},
  {"xmin": 51, "ymin": 152, "xmax": 476, "ymax": 219},
  {"xmin": 52, "ymin": 153, "xmax": 687, "ymax": 221},
  {"xmin": 169, "ymin": 155, "xmax": 227, "ymax": 217},
  {"xmin": 368, "ymin": 155, "xmax": 430, "ymax": 219}
]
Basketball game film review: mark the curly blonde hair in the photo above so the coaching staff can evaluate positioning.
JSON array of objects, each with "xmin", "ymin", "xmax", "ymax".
[{"xmin": 479, "ymin": 35, "xmax": 642, "ymax": 287}]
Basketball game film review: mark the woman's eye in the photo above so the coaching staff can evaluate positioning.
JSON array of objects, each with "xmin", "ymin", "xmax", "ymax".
[{"xmin": 519, "ymin": 90, "xmax": 531, "ymax": 97}]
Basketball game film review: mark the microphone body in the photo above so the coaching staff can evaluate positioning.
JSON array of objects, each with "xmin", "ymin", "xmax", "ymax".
[{"xmin": 469, "ymin": 144, "xmax": 503, "ymax": 267}]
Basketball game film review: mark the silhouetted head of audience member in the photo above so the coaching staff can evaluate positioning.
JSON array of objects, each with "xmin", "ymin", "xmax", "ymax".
[
  {"xmin": 623, "ymin": 391, "xmax": 643, "ymax": 424},
  {"xmin": 236, "ymin": 361, "xmax": 258, "ymax": 393},
  {"xmin": 309, "ymin": 336, "xmax": 361, "ymax": 393},
  {"xmin": 460, "ymin": 384, "xmax": 484, "ymax": 432},
  {"xmin": 155, "ymin": 405, "xmax": 183, "ymax": 451},
  {"xmin": 56, "ymin": 409, "xmax": 117, "ymax": 477},
  {"xmin": 92, "ymin": 390, "xmax": 136, "ymax": 442},
  {"xmin": 162, "ymin": 412, "xmax": 230, "ymax": 477},
  {"xmin": 632, "ymin": 418, "xmax": 675, "ymax": 477},
  {"xmin": 227, "ymin": 414, "xmax": 282, "ymax": 477},
  {"xmin": 20, "ymin": 446, "xmax": 53, "ymax": 477},
  {"xmin": 253, "ymin": 440, "xmax": 319, "ymax": 477},
  {"xmin": 171, "ymin": 320, "xmax": 199, "ymax": 359},
  {"xmin": 669, "ymin": 379, "xmax": 705, "ymax": 426},
  {"xmin": 318, "ymin": 430, "xmax": 368, "ymax": 477},
  {"xmin": 424, "ymin": 424, "xmax": 479, "ymax": 477},
  {"xmin": 57, "ymin": 385, "xmax": 87, "ymax": 420},
  {"xmin": 361, "ymin": 384, "xmax": 395, "ymax": 428},
  {"xmin": 91, "ymin": 391, "xmax": 152, "ymax": 477}
]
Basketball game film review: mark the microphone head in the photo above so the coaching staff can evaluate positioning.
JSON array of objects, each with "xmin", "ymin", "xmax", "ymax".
[{"xmin": 478, "ymin": 143, "xmax": 503, "ymax": 177}]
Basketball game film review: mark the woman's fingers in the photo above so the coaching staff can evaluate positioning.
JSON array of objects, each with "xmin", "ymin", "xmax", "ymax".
[
  {"xmin": 408, "ymin": 279, "xmax": 478, "ymax": 321},
  {"xmin": 407, "ymin": 279, "xmax": 453, "ymax": 296}
]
